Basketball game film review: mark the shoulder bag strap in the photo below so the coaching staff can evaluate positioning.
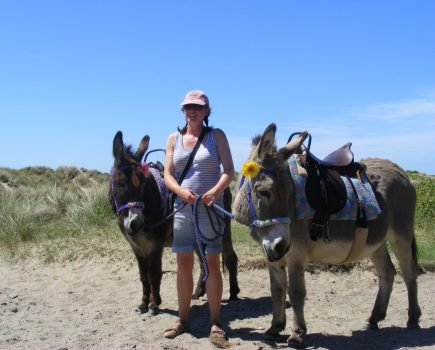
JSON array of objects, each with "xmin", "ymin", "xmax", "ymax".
[{"xmin": 177, "ymin": 126, "xmax": 209, "ymax": 185}]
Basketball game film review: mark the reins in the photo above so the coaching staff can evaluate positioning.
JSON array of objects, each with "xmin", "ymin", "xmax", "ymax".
[
  {"xmin": 192, "ymin": 195, "xmax": 234, "ymax": 281},
  {"xmin": 146, "ymin": 202, "xmax": 187, "ymax": 230}
]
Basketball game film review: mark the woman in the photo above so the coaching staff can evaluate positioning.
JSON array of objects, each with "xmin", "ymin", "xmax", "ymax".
[{"xmin": 163, "ymin": 90, "xmax": 234, "ymax": 348}]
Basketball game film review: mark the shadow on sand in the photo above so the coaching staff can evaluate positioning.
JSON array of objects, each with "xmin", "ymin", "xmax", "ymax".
[
  {"xmin": 151, "ymin": 292, "xmax": 434, "ymax": 350},
  {"xmin": 302, "ymin": 326, "xmax": 435, "ymax": 350},
  {"xmin": 171, "ymin": 295, "xmax": 435, "ymax": 349}
]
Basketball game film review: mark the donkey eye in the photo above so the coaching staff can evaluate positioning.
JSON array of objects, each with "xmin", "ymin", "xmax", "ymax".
[
  {"xmin": 258, "ymin": 190, "xmax": 271, "ymax": 200},
  {"xmin": 115, "ymin": 181, "xmax": 127, "ymax": 189}
]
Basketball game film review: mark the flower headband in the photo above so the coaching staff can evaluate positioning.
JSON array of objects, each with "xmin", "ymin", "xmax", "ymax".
[{"xmin": 241, "ymin": 161, "xmax": 261, "ymax": 179}]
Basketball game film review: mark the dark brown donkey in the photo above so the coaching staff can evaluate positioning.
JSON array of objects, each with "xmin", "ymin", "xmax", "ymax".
[{"xmin": 109, "ymin": 131, "xmax": 239, "ymax": 315}]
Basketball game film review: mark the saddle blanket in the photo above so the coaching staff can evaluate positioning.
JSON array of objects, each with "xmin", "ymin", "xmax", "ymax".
[
  {"xmin": 148, "ymin": 167, "xmax": 169, "ymax": 213},
  {"xmin": 288, "ymin": 155, "xmax": 381, "ymax": 221}
]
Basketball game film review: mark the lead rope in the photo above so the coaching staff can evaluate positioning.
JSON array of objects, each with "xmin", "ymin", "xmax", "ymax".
[{"xmin": 192, "ymin": 195, "xmax": 233, "ymax": 281}]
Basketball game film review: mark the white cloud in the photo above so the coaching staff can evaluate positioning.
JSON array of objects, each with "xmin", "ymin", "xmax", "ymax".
[
  {"xmin": 225, "ymin": 93, "xmax": 435, "ymax": 174},
  {"xmin": 351, "ymin": 96, "xmax": 435, "ymax": 121}
]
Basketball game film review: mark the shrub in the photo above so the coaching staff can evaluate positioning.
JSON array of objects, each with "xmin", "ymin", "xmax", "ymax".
[
  {"xmin": 0, "ymin": 191, "xmax": 38, "ymax": 246},
  {"xmin": 413, "ymin": 176, "xmax": 435, "ymax": 222}
]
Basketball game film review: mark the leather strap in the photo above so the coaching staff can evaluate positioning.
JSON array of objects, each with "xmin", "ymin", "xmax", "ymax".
[
  {"xmin": 170, "ymin": 127, "xmax": 209, "ymax": 203},
  {"xmin": 177, "ymin": 127, "xmax": 209, "ymax": 185}
]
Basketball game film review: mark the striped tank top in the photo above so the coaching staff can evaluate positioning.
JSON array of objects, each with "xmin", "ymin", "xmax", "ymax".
[{"xmin": 173, "ymin": 129, "xmax": 222, "ymax": 201}]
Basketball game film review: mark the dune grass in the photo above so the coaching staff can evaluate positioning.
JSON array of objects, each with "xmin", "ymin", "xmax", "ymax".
[{"xmin": 0, "ymin": 166, "xmax": 433, "ymax": 271}]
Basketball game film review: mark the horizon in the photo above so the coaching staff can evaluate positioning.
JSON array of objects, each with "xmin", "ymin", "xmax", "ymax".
[{"xmin": 1, "ymin": 1, "xmax": 434, "ymax": 175}]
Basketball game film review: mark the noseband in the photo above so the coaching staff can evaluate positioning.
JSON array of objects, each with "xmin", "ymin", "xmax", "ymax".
[{"xmin": 239, "ymin": 168, "xmax": 292, "ymax": 228}]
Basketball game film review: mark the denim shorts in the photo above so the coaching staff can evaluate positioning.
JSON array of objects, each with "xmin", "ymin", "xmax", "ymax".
[{"xmin": 173, "ymin": 199, "xmax": 224, "ymax": 254}]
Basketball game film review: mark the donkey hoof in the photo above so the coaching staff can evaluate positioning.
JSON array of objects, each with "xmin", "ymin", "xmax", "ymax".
[
  {"xmin": 407, "ymin": 321, "xmax": 420, "ymax": 330},
  {"xmin": 264, "ymin": 327, "xmax": 280, "ymax": 338},
  {"xmin": 148, "ymin": 305, "xmax": 159, "ymax": 316},
  {"xmin": 287, "ymin": 333, "xmax": 306, "ymax": 349},
  {"xmin": 229, "ymin": 287, "xmax": 240, "ymax": 301},
  {"xmin": 137, "ymin": 304, "xmax": 148, "ymax": 314}
]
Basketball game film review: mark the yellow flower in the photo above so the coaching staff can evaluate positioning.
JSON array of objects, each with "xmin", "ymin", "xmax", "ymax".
[{"xmin": 241, "ymin": 161, "xmax": 261, "ymax": 179}]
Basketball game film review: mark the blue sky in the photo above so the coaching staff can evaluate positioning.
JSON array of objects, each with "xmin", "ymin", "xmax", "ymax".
[{"xmin": 1, "ymin": 1, "xmax": 434, "ymax": 174}]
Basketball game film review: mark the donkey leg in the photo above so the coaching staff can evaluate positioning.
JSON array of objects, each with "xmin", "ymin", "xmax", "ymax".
[
  {"xmin": 222, "ymin": 220, "xmax": 240, "ymax": 301},
  {"xmin": 366, "ymin": 243, "xmax": 396, "ymax": 329},
  {"xmin": 287, "ymin": 261, "xmax": 307, "ymax": 347},
  {"xmin": 192, "ymin": 250, "xmax": 240, "ymax": 301},
  {"xmin": 389, "ymin": 235, "xmax": 421, "ymax": 329},
  {"xmin": 222, "ymin": 187, "xmax": 240, "ymax": 300},
  {"xmin": 192, "ymin": 249, "xmax": 206, "ymax": 300},
  {"xmin": 222, "ymin": 247, "xmax": 240, "ymax": 300},
  {"xmin": 264, "ymin": 262, "xmax": 288, "ymax": 338},
  {"xmin": 147, "ymin": 249, "xmax": 164, "ymax": 316},
  {"xmin": 135, "ymin": 254, "xmax": 150, "ymax": 314}
]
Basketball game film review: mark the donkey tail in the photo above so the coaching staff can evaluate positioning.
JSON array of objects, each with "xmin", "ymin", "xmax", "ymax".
[{"xmin": 411, "ymin": 234, "xmax": 424, "ymax": 274}]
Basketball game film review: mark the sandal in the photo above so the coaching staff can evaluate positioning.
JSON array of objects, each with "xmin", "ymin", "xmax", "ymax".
[
  {"xmin": 164, "ymin": 319, "xmax": 189, "ymax": 339},
  {"xmin": 209, "ymin": 324, "xmax": 230, "ymax": 348}
]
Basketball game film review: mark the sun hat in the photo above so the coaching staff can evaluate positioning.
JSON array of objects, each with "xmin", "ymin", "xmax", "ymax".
[{"xmin": 180, "ymin": 90, "xmax": 209, "ymax": 106}]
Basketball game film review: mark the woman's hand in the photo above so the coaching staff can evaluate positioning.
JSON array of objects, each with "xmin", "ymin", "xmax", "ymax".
[
  {"xmin": 180, "ymin": 189, "xmax": 197, "ymax": 205},
  {"xmin": 201, "ymin": 189, "xmax": 220, "ymax": 207}
]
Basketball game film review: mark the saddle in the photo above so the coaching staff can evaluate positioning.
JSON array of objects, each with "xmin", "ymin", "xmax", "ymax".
[
  {"xmin": 144, "ymin": 149, "xmax": 166, "ymax": 177},
  {"xmin": 288, "ymin": 132, "xmax": 367, "ymax": 241}
]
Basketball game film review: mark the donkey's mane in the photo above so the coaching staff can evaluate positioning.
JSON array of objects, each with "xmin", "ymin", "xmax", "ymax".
[{"xmin": 122, "ymin": 144, "xmax": 140, "ymax": 164}]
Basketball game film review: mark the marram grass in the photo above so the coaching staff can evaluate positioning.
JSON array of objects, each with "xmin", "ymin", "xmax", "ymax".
[{"xmin": 0, "ymin": 166, "xmax": 433, "ymax": 270}]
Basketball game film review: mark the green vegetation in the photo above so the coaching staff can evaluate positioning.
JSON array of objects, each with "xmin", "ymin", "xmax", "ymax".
[
  {"xmin": 0, "ymin": 166, "xmax": 433, "ymax": 270},
  {"xmin": 408, "ymin": 172, "xmax": 435, "ymax": 267},
  {"xmin": 0, "ymin": 167, "xmax": 122, "ymax": 263}
]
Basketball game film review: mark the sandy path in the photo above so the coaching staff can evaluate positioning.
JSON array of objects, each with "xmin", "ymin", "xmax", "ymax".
[{"xmin": 1, "ymin": 254, "xmax": 434, "ymax": 350}]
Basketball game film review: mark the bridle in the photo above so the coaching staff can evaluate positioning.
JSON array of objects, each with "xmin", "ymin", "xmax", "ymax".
[
  {"xmin": 110, "ymin": 162, "xmax": 185, "ymax": 232},
  {"xmin": 110, "ymin": 164, "xmax": 147, "ymax": 219},
  {"xmin": 238, "ymin": 167, "xmax": 292, "ymax": 229}
]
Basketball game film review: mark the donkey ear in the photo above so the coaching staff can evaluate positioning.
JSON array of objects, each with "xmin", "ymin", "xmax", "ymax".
[
  {"xmin": 135, "ymin": 135, "xmax": 150, "ymax": 163},
  {"xmin": 279, "ymin": 131, "xmax": 309, "ymax": 160},
  {"xmin": 113, "ymin": 131, "xmax": 124, "ymax": 160},
  {"xmin": 256, "ymin": 123, "xmax": 277, "ymax": 161}
]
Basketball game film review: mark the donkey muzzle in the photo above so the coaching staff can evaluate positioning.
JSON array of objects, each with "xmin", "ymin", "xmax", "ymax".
[{"xmin": 124, "ymin": 208, "xmax": 145, "ymax": 235}]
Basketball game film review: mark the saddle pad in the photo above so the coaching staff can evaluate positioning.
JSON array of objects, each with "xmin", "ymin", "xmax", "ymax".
[
  {"xmin": 149, "ymin": 167, "xmax": 169, "ymax": 213},
  {"xmin": 288, "ymin": 155, "xmax": 381, "ymax": 221}
]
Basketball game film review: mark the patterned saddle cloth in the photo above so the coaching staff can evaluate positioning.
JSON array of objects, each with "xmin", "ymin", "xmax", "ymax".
[
  {"xmin": 147, "ymin": 166, "xmax": 169, "ymax": 214},
  {"xmin": 288, "ymin": 155, "xmax": 381, "ymax": 221}
]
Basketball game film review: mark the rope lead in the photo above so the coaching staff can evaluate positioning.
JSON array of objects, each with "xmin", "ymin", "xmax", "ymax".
[{"xmin": 192, "ymin": 195, "xmax": 232, "ymax": 281}]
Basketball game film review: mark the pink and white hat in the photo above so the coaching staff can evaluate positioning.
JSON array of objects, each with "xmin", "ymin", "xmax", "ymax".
[{"xmin": 180, "ymin": 90, "xmax": 209, "ymax": 106}]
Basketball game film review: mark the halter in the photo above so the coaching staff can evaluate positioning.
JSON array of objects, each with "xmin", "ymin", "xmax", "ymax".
[
  {"xmin": 239, "ymin": 168, "xmax": 292, "ymax": 228},
  {"xmin": 110, "ymin": 163, "xmax": 184, "ymax": 231},
  {"xmin": 110, "ymin": 165, "xmax": 146, "ymax": 217}
]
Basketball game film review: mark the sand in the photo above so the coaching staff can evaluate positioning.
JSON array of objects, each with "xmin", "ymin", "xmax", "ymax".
[{"xmin": 1, "ymin": 251, "xmax": 434, "ymax": 350}]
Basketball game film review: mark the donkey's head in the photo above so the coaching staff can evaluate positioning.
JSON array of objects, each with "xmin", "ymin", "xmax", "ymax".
[
  {"xmin": 233, "ymin": 123, "xmax": 308, "ymax": 262},
  {"xmin": 110, "ymin": 131, "xmax": 162, "ymax": 236}
]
